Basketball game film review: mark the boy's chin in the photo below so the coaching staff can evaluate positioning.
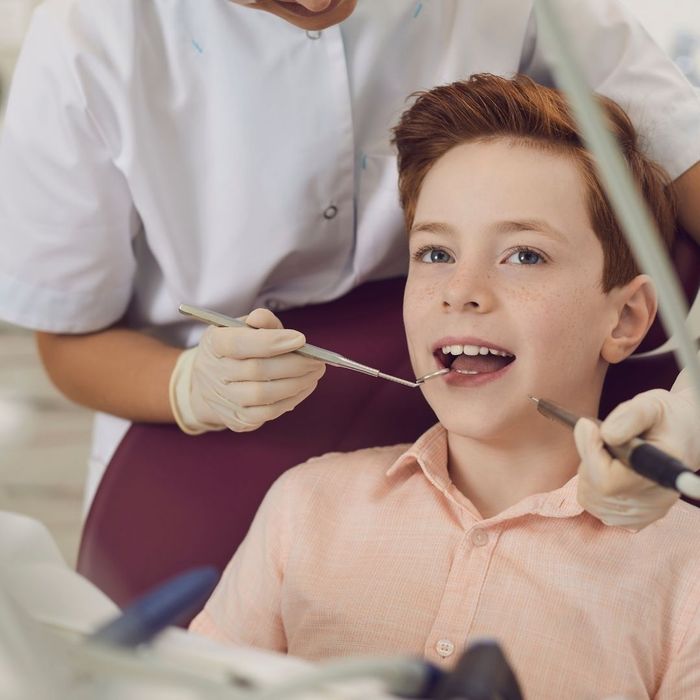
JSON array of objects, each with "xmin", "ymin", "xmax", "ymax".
[{"xmin": 436, "ymin": 410, "xmax": 518, "ymax": 444}]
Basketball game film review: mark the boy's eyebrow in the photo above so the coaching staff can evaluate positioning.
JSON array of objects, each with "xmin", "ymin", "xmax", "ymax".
[
  {"xmin": 409, "ymin": 222, "xmax": 454, "ymax": 237},
  {"xmin": 409, "ymin": 219, "xmax": 567, "ymax": 240},
  {"xmin": 491, "ymin": 219, "xmax": 566, "ymax": 241}
]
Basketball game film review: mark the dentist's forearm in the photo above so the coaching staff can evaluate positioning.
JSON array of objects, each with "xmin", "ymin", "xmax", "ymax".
[
  {"xmin": 35, "ymin": 327, "xmax": 181, "ymax": 422},
  {"xmin": 674, "ymin": 161, "xmax": 700, "ymax": 245}
]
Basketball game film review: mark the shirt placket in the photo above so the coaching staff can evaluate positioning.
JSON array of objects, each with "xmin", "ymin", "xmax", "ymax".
[{"xmin": 424, "ymin": 504, "xmax": 500, "ymax": 666}]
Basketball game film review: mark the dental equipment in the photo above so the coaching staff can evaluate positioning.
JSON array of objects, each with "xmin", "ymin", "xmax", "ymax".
[
  {"xmin": 178, "ymin": 304, "xmax": 449, "ymax": 387},
  {"xmin": 238, "ymin": 656, "xmax": 442, "ymax": 700},
  {"xmin": 90, "ymin": 567, "xmax": 219, "ymax": 648},
  {"xmin": 220, "ymin": 641, "xmax": 522, "ymax": 700},
  {"xmin": 432, "ymin": 640, "xmax": 523, "ymax": 700},
  {"xmin": 529, "ymin": 396, "xmax": 700, "ymax": 499},
  {"xmin": 534, "ymin": 0, "xmax": 700, "ymax": 411}
]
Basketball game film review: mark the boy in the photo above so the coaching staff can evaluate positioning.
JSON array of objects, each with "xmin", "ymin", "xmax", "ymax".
[{"xmin": 190, "ymin": 75, "xmax": 700, "ymax": 698}]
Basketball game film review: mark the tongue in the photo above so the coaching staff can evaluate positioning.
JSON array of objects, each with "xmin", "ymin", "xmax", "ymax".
[{"xmin": 451, "ymin": 354, "xmax": 511, "ymax": 374}]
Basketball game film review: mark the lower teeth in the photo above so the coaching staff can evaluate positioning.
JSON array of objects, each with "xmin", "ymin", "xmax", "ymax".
[{"xmin": 453, "ymin": 369, "xmax": 479, "ymax": 375}]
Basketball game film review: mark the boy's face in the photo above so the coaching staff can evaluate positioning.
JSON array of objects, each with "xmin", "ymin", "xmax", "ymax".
[
  {"xmin": 404, "ymin": 139, "xmax": 624, "ymax": 442},
  {"xmin": 230, "ymin": 0, "xmax": 357, "ymax": 30}
]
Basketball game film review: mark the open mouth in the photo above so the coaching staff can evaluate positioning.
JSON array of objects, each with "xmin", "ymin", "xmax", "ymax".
[{"xmin": 434, "ymin": 342, "xmax": 516, "ymax": 376}]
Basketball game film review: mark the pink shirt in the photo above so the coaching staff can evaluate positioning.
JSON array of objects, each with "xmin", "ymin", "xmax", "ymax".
[{"xmin": 190, "ymin": 424, "xmax": 700, "ymax": 699}]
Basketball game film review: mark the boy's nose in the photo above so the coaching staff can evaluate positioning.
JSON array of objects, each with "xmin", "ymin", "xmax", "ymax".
[{"xmin": 441, "ymin": 266, "xmax": 496, "ymax": 313}]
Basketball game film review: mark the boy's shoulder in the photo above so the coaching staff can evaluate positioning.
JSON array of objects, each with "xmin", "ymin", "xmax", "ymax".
[
  {"xmin": 300, "ymin": 443, "xmax": 411, "ymax": 475},
  {"xmin": 657, "ymin": 498, "xmax": 700, "ymax": 534},
  {"xmin": 630, "ymin": 498, "xmax": 700, "ymax": 567},
  {"xmin": 276, "ymin": 443, "xmax": 413, "ymax": 497}
]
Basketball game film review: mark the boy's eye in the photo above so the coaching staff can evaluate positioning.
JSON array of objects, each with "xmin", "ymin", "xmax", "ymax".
[
  {"xmin": 414, "ymin": 246, "xmax": 454, "ymax": 264},
  {"xmin": 504, "ymin": 248, "xmax": 545, "ymax": 265}
]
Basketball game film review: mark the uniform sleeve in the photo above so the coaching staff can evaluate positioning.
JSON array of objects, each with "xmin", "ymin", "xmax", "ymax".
[
  {"xmin": 189, "ymin": 473, "xmax": 292, "ymax": 653},
  {"xmin": 0, "ymin": 3, "xmax": 139, "ymax": 333},
  {"xmin": 520, "ymin": 0, "xmax": 700, "ymax": 181}
]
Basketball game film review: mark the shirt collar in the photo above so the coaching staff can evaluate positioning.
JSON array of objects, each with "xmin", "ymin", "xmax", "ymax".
[
  {"xmin": 386, "ymin": 423, "xmax": 451, "ymax": 491},
  {"xmin": 386, "ymin": 424, "xmax": 585, "ymax": 521}
]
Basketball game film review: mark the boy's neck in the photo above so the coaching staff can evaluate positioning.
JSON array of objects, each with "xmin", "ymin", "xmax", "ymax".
[{"xmin": 446, "ymin": 423, "xmax": 583, "ymax": 520}]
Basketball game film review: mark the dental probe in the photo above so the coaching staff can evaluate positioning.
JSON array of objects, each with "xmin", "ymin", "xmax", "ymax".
[
  {"xmin": 529, "ymin": 396, "xmax": 700, "ymax": 500},
  {"xmin": 178, "ymin": 304, "xmax": 449, "ymax": 388}
]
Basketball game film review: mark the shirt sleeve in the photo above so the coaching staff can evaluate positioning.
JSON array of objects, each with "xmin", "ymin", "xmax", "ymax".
[
  {"xmin": 0, "ymin": 3, "xmax": 139, "ymax": 333},
  {"xmin": 519, "ymin": 0, "xmax": 700, "ymax": 181},
  {"xmin": 654, "ymin": 590, "xmax": 700, "ymax": 699},
  {"xmin": 189, "ymin": 473, "xmax": 292, "ymax": 653}
]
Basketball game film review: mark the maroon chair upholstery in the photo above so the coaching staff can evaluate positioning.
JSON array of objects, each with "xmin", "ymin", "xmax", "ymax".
[
  {"xmin": 78, "ymin": 231, "xmax": 699, "ymax": 612},
  {"xmin": 78, "ymin": 277, "xmax": 437, "ymax": 610}
]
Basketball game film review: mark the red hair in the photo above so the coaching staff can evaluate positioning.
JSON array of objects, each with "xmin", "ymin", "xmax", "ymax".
[{"xmin": 392, "ymin": 74, "xmax": 676, "ymax": 291}]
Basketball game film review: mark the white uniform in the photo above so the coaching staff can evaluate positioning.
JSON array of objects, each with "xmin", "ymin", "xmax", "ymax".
[{"xmin": 1, "ymin": 0, "xmax": 699, "ymax": 506}]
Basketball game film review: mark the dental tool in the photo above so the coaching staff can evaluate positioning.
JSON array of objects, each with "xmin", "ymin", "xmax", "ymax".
[
  {"xmin": 178, "ymin": 304, "xmax": 449, "ymax": 388},
  {"xmin": 90, "ymin": 567, "xmax": 219, "ymax": 648},
  {"xmin": 529, "ymin": 396, "xmax": 700, "ymax": 499}
]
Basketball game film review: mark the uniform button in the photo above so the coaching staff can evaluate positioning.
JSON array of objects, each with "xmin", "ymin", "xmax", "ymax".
[
  {"xmin": 323, "ymin": 205, "xmax": 338, "ymax": 220},
  {"xmin": 435, "ymin": 639, "xmax": 455, "ymax": 658},
  {"xmin": 471, "ymin": 529, "xmax": 489, "ymax": 547},
  {"xmin": 306, "ymin": 30, "xmax": 322, "ymax": 40}
]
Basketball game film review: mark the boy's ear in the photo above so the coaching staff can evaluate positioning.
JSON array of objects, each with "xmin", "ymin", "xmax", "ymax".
[{"xmin": 601, "ymin": 275, "xmax": 657, "ymax": 365}]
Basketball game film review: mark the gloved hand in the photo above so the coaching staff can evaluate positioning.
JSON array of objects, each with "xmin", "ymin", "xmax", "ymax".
[
  {"xmin": 169, "ymin": 308, "xmax": 326, "ymax": 434},
  {"xmin": 575, "ymin": 384, "xmax": 700, "ymax": 531}
]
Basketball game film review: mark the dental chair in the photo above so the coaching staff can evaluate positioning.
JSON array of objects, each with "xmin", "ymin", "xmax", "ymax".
[
  {"xmin": 78, "ymin": 276, "xmax": 437, "ymax": 612},
  {"xmin": 77, "ymin": 229, "xmax": 700, "ymax": 617}
]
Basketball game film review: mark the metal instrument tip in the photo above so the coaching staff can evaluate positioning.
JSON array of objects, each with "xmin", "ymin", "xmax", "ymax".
[
  {"xmin": 528, "ymin": 395, "xmax": 540, "ymax": 404},
  {"xmin": 376, "ymin": 372, "xmax": 421, "ymax": 388},
  {"xmin": 415, "ymin": 368, "xmax": 451, "ymax": 385}
]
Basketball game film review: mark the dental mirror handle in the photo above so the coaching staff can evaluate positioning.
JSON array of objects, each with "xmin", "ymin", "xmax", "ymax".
[
  {"xmin": 178, "ymin": 304, "xmax": 430, "ymax": 388},
  {"xmin": 179, "ymin": 304, "xmax": 376, "ymax": 369}
]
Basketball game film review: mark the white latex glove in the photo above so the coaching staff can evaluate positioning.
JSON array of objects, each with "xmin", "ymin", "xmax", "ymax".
[
  {"xmin": 575, "ymin": 384, "xmax": 700, "ymax": 531},
  {"xmin": 169, "ymin": 308, "xmax": 326, "ymax": 434}
]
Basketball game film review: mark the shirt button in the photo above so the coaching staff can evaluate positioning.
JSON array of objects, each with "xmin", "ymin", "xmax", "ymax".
[
  {"xmin": 471, "ymin": 529, "xmax": 489, "ymax": 547},
  {"xmin": 435, "ymin": 639, "xmax": 455, "ymax": 658},
  {"xmin": 306, "ymin": 30, "xmax": 322, "ymax": 40},
  {"xmin": 323, "ymin": 205, "xmax": 338, "ymax": 220}
]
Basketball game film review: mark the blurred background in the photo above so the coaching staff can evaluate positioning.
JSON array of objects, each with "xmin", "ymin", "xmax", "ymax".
[
  {"xmin": 0, "ymin": 0, "xmax": 699, "ymax": 567},
  {"xmin": 0, "ymin": 0, "xmax": 93, "ymax": 567}
]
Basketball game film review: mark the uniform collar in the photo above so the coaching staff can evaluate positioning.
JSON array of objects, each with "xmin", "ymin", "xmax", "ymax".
[{"xmin": 386, "ymin": 424, "xmax": 585, "ymax": 521}]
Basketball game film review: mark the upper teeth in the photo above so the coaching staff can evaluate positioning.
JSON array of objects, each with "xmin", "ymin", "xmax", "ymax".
[{"xmin": 441, "ymin": 344, "xmax": 512, "ymax": 357}]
